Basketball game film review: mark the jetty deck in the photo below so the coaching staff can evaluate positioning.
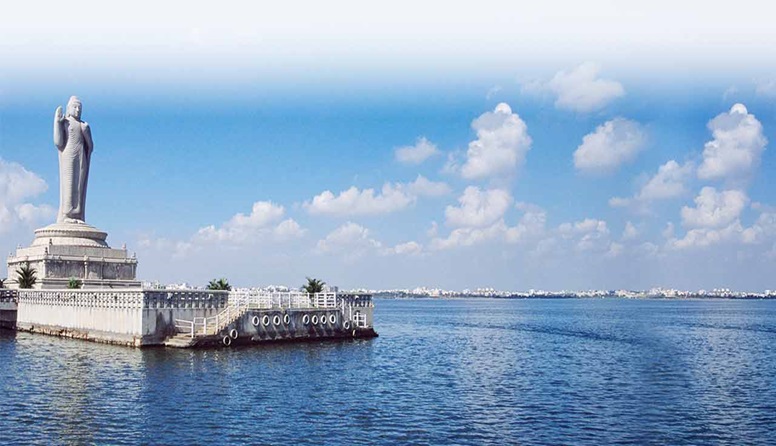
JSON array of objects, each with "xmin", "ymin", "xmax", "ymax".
[{"xmin": 0, "ymin": 289, "xmax": 376, "ymax": 348}]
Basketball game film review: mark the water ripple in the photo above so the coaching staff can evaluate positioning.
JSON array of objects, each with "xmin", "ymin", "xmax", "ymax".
[{"xmin": 1, "ymin": 298, "xmax": 776, "ymax": 445}]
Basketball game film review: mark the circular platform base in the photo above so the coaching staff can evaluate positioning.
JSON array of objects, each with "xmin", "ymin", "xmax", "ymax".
[{"xmin": 31, "ymin": 222, "xmax": 109, "ymax": 248}]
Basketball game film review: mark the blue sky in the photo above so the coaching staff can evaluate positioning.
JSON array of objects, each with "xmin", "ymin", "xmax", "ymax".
[{"xmin": 2, "ymin": 1, "xmax": 776, "ymax": 290}]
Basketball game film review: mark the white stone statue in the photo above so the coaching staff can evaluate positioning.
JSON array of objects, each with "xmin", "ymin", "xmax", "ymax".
[{"xmin": 53, "ymin": 96, "xmax": 93, "ymax": 223}]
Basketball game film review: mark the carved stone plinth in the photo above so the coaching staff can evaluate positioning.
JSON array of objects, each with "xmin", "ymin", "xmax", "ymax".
[{"xmin": 7, "ymin": 222, "xmax": 140, "ymax": 289}]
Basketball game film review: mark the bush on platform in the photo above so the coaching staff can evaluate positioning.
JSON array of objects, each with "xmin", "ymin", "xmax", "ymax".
[
  {"xmin": 67, "ymin": 278, "xmax": 82, "ymax": 289},
  {"xmin": 302, "ymin": 277, "xmax": 326, "ymax": 294},
  {"xmin": 207, "ymin": 278, "xmax": 232, "ymax": 291},
  {"xmin": 16, "ymin": 264, "xmax": 37, "ymax": 289}
]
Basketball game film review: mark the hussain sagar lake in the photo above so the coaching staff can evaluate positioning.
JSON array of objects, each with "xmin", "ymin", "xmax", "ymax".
[
  {"xmin": 2, "ymin": 98, "xmax": 776, "ymax": 445},
  {"xmin": 0, "ymin": 96, "xmax": 376, "ymax": 348}
]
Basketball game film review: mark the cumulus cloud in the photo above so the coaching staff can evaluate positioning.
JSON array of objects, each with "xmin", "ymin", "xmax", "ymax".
[
  {"xmin": 431, "ymin": 202, "xmax": 548, "ymax": 251},
  {"xmin": 445, "ymin": 186, "xmax": 512, "ymax": 228},
  {"xmin": 430, "ymin": 203, "xmax": 616, "ymax": 256},
  {"xmin": 304, "ymin": 176, "xmax": 449, "ymax": 216},
  {"xmin": 697, "ymin": 104, "xmax": 767, "ymax": 183},
  {"xmin": 430, "ymin": 221, "xmax": 508, "ymax": 250},
  {"xmin": 610, "ymin": 160, "xmax": 694, "ymax": 211},
  {"xmin": 395, "ymin": 137, "xmax": 439, "ymax": 164},
  {"xmin": 559, "ymin": 218, "xmax": 612, "ymax": 252},
  {"xmin": 667, "ymin": 187, "xmax": 750, "ymax": 250},
  {"xmin": 0, "ymin": 157, "xmax": 54, "ymax": 231},
  {"xmin": 622, "ymin": 221, "xmax": 638, "ymax": 240},
  {"xmin": 459, "ymin": 103, "xmax": 532, "ymax": 180},
  {"xmin": 574, "ymin": 118, "xmax": 647, "ymax": 174},
  {"xmin": 669, "ymin": 223, "xmax": 745, "ymax": 250},
  {"xmin": 384, "ymin": 241, "xmax": 423, "ymax": 256},
  {"xmin": 196, "ymin": 201, "xmax": 304, "ymax": 243},
  {"xmin": 525, "ymin": 63, "xmax": 625, "ymax": 113},
  {"xmin": 405, "ymin": 175, "xmax": 451, "ymax": 197},
  {"xmin": 316, "ymin": 222, "xmax": 382, "ymax": 258},
  {"xmin": 504, "ymin": 203, "xmax": 547, "ymax": 244},
  {"xmin": 742, "ymin": 209, "xmax": 776, "ymax": 245},
  {"xmin": 680, "ymin": 187, "xmax": 748, "ymax": 229},
  {"xmin": 305, "ymin": 184, "xmax": 414, "ymax": 216}
]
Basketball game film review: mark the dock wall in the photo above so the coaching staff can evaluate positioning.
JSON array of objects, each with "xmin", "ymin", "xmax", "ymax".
[
  {"xmin": 0, "ymin": 290, "xmax": 17, "ymax": 329},
  {"xmin": 9, "ymin": 289, "xmax": 375, "ymax": 348},
  {"xmin": 15, "ymin": 289, "xmax": 228, "ymax": 346}
]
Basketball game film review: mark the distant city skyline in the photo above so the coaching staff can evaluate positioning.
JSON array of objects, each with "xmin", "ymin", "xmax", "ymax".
[{"xmin": 2, "ymin": 2, "xmax": 776, "ymax": 290}]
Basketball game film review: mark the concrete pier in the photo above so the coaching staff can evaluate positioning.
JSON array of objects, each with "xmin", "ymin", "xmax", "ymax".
[{"xmin": 0, "ymin": 289, "xmax": 376, "ymax": 348}]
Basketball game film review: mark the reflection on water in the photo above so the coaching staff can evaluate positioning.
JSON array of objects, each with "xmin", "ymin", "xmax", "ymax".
[{"xmin": 1, "ymin": 298, "xmax": 776, "ymax": 445}]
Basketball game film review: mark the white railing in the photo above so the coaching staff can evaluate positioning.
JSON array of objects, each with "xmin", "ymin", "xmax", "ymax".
[
  {"xmin": 173, "ymin": 291, "xmax": 370, "ymax": 338},
  {"xmin": 354, "ymin": 311, "xmax": 368, "ymax": 328},
  {"xmin": 175, "ymin": 319, "xmax": 194, "ymax": 337}
]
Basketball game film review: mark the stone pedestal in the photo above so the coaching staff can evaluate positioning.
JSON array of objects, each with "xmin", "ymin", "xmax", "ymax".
[{"xmin": 6, "ymin": 221, "xmax": 140, "ymax": 289}]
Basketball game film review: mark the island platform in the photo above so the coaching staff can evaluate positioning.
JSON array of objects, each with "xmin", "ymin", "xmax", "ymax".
[{"xmin": 0, "ymin": 289, "xmax": 376, "ymax": 348}]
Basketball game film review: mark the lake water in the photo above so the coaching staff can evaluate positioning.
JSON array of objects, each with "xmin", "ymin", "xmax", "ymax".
[{"xmin": 1, "ymin": 298, "xmax": 775, "ymax": 445}]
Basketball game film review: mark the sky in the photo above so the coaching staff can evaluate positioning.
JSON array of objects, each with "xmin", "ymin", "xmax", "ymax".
[{"xmin": 2, "ymin": 1, "xmax": 776, "ymax": 291}]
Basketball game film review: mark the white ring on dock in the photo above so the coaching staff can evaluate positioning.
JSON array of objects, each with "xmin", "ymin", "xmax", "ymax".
[
  {"xmin": 283, "ymin": 314, "xmax": 290, "ymax": 324},
  {"xmin": 311, "ymin": 315, "xmax": 318, "ymax": 325},
  {"xmin": 343, "ymin": 321, "xmax": 351, "ymax": 329},
  {"xmin": 273, "ymin": 315, "xmax": 281, "ymax": 326},
  {"xmin": 262, "ymin": 315, "xmax": 270, "ymax": 326},
  {"xmin": 329, "ymin": 314, "xmax": 336, "ymax": 324},
  {"xmin": 229, "ymin": 329, "xmax": 238, "ymax": 339},
  {"xmin": 251, "ymin": 316, "xmax": 260, "ymax": 326},
  {"xmin": 302, "ymin": 314, "xmax": 310, "ymax": 325},
  {"xmin": 223, "ymin": 335, "xmax": 232, "ymax": 346}
]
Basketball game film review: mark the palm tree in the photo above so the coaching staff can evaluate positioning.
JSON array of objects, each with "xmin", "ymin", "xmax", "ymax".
[
  {"xmin": 67, "ymin": 278, "xmax": 82, "ymax": 289},
  {"xmin": 302, "ymin": 277, "xmax": 326, "ymax": 295},
  {"xmin": 16, "ymin": 264, "xmax": 38, "ymax": 289},
  {"xmin": 207, "ymin": 278, "xmax": 232, "ymax": 291}
]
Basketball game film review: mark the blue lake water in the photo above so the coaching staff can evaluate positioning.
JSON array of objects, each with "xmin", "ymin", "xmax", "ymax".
[{"xmin": 1, "ymin": 298, "xmax": 776, "ymax": 445}]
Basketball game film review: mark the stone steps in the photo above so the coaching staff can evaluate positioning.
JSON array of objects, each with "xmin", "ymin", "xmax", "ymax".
[{"xmin": 164, "ymin": 333, "xmax": 197, "ymax": 348}]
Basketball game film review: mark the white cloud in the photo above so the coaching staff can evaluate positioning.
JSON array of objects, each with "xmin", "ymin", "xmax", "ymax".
[
  {"xmin": 668, "ymin": 187, "xmax": 750, "ymax": 250},
  {"xmin": 431, "ymin": 204, "xmax": 618, "ymax": 256},
  {"xmin": 504, "ymin": 203, "xmax": 547, "ymax": 244},
  {"xmin": 559, "ymin": 218, "xmax": 612, "ymax": 252},
  {"xmin": 742, "ymin": 210, "xmax": 776, "ymax": 244},
  {"xmin": 15, "ymin": 203, "xmax": 56, "ymax": 225},
  {"xmin": 680, "ymin": 187, "xmax": 748, "ymax": 229},
  {"xmin": 273, "ymin": 218, "xmax": 305, "ymax": 240},
  {"xmin": 622, "ymin": 221, "xmax": 638, "ymax": 240},
  {"xmin": 0, "ymin": 157, "xmax": 53, "ymax": 231},
  {"xmin": 405, "ymin": 175, "xmax": 451, "ymax": 198},
  {"xmin": 527, "ymin": 62, "xmax": 625, "ymax": 113},
  {"xmin": 638, "ymin": 160, "xmax": 694, "ymax": 201},
  {"xmin": 697, "ymin": 104, "xmax": 767, "ymax": 183},
  {"xmin": 445, "ymin": 187, "xmax": 512, "ymax": 228},
  {"xmin": 196, "ymin": 201, "xmax": 304, "ymax": 243},
  {"xmin": 610, "ymin": 160, "xmax": 694, "ymax": 211},
  {"xmin": 430, "ymin": 221, "xmax": 508, "ymax": 250},
  {"xmin": 573, "ymin": 118, "xmax": 647, "ymax": 174},
  {"xmin": 395, "ymin": 137, "xmax": 439, "ymax": 164},
  {"xmin": 460, "ymin": 103, "xmax": 532, "ymax": 180},
  {"xmin": 305, "ymin": 183, "xmax": 414, "ymax": 216},
  {"xmin": 316, "ymin": 222, "xmax": 382, "ymax": 258},
  {"xmin": 485, "ymin": 85, "xmax": 502, "ymax": 100},
  {"xmin": 304, "ymin": 176, "xmax": 449, "ymax": 217},
  {"xmin": 669, "ymin": 222, "xmax": 745, "ymax": 250},
  {"xmin": 384, "ymin": 241, "xmax": 423, "ymax": 256}
]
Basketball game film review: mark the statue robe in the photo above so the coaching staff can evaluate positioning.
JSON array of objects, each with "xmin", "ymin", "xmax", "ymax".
[{"xmin": 56, "ymin": 117, "xmax": 92, "ymax": 223}]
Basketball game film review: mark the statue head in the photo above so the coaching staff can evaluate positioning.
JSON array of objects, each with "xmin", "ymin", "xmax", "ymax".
[{"xmin": 66, "ymin": 96, "xmax": 82, "ymax": 120}]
